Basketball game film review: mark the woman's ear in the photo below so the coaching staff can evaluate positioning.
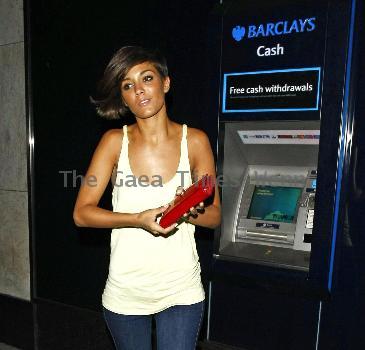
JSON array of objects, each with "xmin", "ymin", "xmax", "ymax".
[{"xmin": 163, "ymin": 76, "xmax": 170, "ymax": 93}]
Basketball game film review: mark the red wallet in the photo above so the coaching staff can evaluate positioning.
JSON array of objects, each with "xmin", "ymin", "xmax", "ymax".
[{"xmin": 159, "ymin": 174, "xmax": 215, "ymax": 228}]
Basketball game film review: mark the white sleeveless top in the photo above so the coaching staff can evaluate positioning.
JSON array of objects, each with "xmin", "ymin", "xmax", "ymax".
[{"xmin": 102, "ymin": 124, "xmax": 205, "ymax": 315}]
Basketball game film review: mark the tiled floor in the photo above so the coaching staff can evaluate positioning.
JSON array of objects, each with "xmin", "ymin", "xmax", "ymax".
[{"xmin": 0, "ymin": 343, "xmax": 20, "ymax": 350}]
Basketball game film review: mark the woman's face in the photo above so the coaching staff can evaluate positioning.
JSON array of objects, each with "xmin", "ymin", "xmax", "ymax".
[{"xmin": 120, "ymin": 61, "xmax": 170, "ymax": 119}]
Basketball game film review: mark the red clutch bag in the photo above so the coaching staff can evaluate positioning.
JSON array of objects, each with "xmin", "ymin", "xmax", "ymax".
[{"xmin": 159, "ymin": 174, "xmax": 215, "ymax": 228}]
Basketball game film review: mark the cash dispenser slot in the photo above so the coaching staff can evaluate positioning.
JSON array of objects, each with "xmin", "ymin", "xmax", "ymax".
[{"xmin": 237, "ymin": 227, "xmax": 294, "ymax": 245}]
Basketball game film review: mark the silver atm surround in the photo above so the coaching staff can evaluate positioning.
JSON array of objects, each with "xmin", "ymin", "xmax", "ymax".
[
  {"xmin": 234, "ymin": 165, "xmax": 310, "ymax": 249},
  {"xmin": 217, "ymin": 120, "xmax": 320, "ymax": 270}
]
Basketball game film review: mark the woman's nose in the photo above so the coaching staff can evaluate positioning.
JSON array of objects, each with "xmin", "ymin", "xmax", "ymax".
[{"xmin": 134, "ymin": 84, "xmax": 144, "ymax": 96}]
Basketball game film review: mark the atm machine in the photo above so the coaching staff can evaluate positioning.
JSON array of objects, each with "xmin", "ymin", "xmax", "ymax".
[
  {"xmin": 204, "ymin": 0, "xmax": 365, "ymax": 349},
  {"xmin": 220, "ymin": 121, "xmax": 318, "ymax": 265}
]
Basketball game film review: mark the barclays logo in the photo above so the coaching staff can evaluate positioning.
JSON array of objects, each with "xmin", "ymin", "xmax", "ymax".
[
  {"xmin": 232, "ymin": 17, "xmax": 316, "ymax": 41},
  {"xmin": 232, "ymin": 26, "xmax": 245, "ymax": 41}
]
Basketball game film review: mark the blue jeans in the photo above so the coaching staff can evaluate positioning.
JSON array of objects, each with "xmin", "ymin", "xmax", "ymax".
[{"xmin": 103, "ymin": 301, "xmax": 204, "ymax": 350}]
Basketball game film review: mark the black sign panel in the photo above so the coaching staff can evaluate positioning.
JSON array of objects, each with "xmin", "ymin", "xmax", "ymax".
[
  {"xmin": 220, "ymin": 0, "xmax": 327, "ymax": 119},
  {"xmin": 223, "ymin": 67, "xmax": 320, "ymax": 112}
]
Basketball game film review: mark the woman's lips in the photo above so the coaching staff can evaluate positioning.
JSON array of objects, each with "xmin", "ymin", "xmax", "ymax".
[{"xmin": 138, "ymin": 98, "xmax": 151, "ymax": 107}]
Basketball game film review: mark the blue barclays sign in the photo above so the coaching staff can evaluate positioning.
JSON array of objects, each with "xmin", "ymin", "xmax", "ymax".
[{"xmin": 232, "ymin": 17, "xmax": 316, "ymax": 42}]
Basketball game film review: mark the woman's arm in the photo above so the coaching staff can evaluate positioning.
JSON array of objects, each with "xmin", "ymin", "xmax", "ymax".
[
  {"xmin": 185, "ymin": 128, "xmax": 221, "ymax": 229},
  {"xmin": 73, "ymin": 129, "xmax": 176, "ymax": 234},
  {"xmin": 73, "ymin": 129, "xmax": 134, "ymax": 228}
]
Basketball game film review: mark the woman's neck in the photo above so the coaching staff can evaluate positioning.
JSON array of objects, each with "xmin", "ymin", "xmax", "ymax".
[{"xmin": 133, "ymin": 114, "xmax": 174, "ymax": 144}]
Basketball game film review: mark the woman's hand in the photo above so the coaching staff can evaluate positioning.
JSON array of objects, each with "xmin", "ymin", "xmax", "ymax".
[
  {"xmin": 136, "ymin": 206, "xmax": 177, "ymax": 235},
  {"xmin": 175, "ymin": 186, "xmax": 205, "ymax": 219}
]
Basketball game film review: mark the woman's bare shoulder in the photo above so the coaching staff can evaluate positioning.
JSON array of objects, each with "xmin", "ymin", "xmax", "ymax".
[
  {"xmin": 186, "ymin": 126, "xmax": 213, "ymax": 171},
  {"xmin": 186, "ymin": 126, "xmax": 210, "ymax": 147},
  {"xmin": 95, "ymin": 128, "xmax": 123, "ymax": 160},
  {"xmin": 99, "ymin": 128, "xmax": 123, "ymax": 144}
]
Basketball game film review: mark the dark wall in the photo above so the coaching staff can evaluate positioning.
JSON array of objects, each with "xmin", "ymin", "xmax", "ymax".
[
  {"xmin": 29, "ymin": 0, "xmax": 220, "ymax": 309},
  {"xmin": 27, "ymin": 0, "xmax": 221, "ymax": 348}
]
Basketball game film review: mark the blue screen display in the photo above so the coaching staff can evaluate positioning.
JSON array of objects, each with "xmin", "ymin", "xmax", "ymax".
[{"xmin": 247, "ymin": 186, "xmax": 302, "ymax": 223}]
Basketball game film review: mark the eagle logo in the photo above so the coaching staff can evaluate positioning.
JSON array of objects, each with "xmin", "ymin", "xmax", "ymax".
[{"xmin": 232, "ymin": 26, "xmax": 245, "ymax": 41}]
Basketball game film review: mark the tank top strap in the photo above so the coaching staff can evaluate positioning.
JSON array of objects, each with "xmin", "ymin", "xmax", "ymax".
[
  {"xmin": 178, "ymin": 124, "xmax": 191, "ymax": 182},
  {"xmin": 180, "ymin": 124, "xmax": 188, "ymax": 158},
  {"xmin": 182, "ymin": 124, "xmax": 187, "ymax": 139},
  {"xmin": 122, "ymin": 125, "xmax": 129, "ymax": 143},
  {"xmin": 116, "ymin": 125, "xmax": 130, "ymax": 172}
]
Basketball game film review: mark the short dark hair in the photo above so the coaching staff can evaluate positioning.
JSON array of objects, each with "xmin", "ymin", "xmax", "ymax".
[{"xmin": 90, "ymin": 46, "xmax": 169, "ymax": 119}]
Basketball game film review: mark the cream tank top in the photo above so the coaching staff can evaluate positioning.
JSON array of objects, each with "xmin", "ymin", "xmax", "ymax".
[{"xmin": 102, "ymin": 124, "xmax": 205, "ymax": 315}]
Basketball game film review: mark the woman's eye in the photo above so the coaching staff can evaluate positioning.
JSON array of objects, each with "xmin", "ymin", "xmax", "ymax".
[
  {"xmin": 143, "ymin": 75, "xmax": 153, "ymax": 82},
  {"xmin": 122, "ymin": 83, "xmax": 133, "ymax": 91}
]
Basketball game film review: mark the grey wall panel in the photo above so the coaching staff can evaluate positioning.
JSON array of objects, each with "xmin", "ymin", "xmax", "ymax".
[
  {"xmin": 0, "ymin": 190, "xmax": 30, "ymax": 300},
  {"xmin": 0, "ymin": 43, "xmax": 27, "ymax": 191},
  {"xmin": 0, "ymin": 0, "xmax": 29, "ymax": 301},
  {"xmin": 0, "ymin": 0, "xmax": 24, "ymax": 45}
]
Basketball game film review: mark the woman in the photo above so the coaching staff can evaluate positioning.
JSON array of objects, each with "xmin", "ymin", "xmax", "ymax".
[{"xmin": 73, "ymin": 46, "xmax": 221, "ymax": 350}]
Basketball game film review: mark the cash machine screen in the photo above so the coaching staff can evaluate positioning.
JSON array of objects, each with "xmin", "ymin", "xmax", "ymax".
[{"xmin": 247, "ymin": 186, "xmax": 302, "ymax": 223}]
